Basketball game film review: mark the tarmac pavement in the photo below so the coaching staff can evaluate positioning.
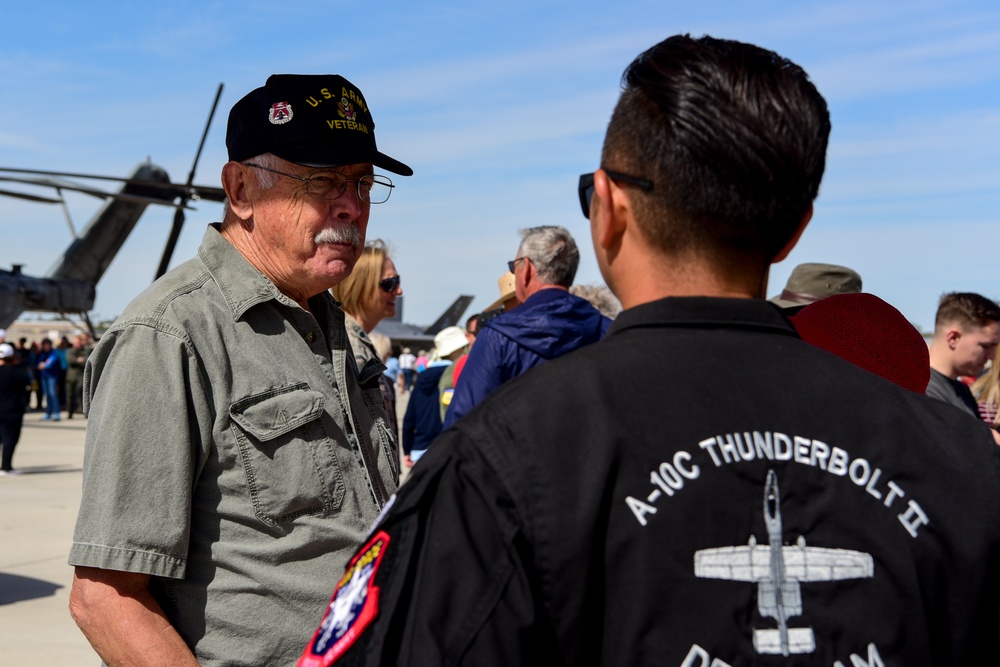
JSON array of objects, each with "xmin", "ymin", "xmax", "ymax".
[
  {"xmin": 0, "ymin": 388, "xmax": 412, "ymax": 666},
  {"xmin": 0, "ymin": 411, "xmax": 98, "ymax": 666}
]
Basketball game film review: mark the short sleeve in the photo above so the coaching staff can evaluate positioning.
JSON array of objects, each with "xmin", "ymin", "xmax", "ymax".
[{"xmin": 69, "ymin": 324, "xmax": 212, "ymax": 579}]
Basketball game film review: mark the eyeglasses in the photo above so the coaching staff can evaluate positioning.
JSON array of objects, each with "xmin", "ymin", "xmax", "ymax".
[
  {"xmin": 244, "ymin": 163, "xmax": 395, "ymax": 204},
  {"xmin": 379, "ymin": 275, "xmax": 401, "ymax": 292},
  {"xmin": 379, "ymin": 275, "xmax": 401, "ymax": 293},
  {"xmin": 578, "ymin": 169, "xmax": 654, "ymax": 219},
  {"xmin": 507, "ymin": 257, "xmax": 529, "ymax": 273}
]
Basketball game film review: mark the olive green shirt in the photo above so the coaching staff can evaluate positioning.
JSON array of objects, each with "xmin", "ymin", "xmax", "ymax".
[{"xmin": 70, "ymin": 225, "xmax": 399, "ymax": 666}]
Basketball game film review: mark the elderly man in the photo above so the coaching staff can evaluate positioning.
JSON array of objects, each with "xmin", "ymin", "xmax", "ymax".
[
  {"xmin": 443, "ymin": 225, "xmax": 609, "ymax": 427},
  {"xmin": 299, "ymin": 37, "xmax": 1000, "ymax": 666},
  {"xmin": 68, "ymin": 74, "xmax": 410, "ymax": 666}
]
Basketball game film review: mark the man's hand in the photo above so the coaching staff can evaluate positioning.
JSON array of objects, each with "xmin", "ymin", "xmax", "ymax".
[{"xmin": 69, "ymin": 567, "xmax": 200, "ymax": 667}]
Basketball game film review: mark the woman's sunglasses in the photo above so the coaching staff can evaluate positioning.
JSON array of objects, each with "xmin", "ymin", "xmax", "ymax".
[{"xmin": 379, "ymin": 276, "xmax": 401, "ymax": 292}]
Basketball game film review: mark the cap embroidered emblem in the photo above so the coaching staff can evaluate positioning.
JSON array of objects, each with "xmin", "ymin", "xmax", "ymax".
[
  {"xmin": 268, "ymin": 101, "xmax": 293, "ymax": 125},
  {"xmin": 337, "ymin": 98, "xmax": 357, "ymax": 122}
]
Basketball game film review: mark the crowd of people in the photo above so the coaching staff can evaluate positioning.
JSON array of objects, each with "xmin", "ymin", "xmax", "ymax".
[
  {"xmin": 0, "ymin": 334, "xmax": 93, "ymax": 418},
  {"xmin": 0, "ymin": 332, "xmax": 92, "ymax": 474},
  {"xmin": 0, "ymin": 33, "xmax": 994, "ymax": 667}
]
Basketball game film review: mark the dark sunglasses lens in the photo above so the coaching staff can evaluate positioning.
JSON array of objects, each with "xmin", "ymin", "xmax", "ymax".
[
  {"xmin": 578, "ymin": 173, "xmax": 595, "ymax": 219},
  {"xmin": 379, "ymin": 276, "xmax": 400, "ymax": 292}
]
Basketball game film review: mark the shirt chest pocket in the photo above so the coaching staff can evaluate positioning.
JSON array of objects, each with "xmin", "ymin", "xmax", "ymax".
[{"xmin": 229, "ymin": 383, "xmax": 345, "ymax": 527}]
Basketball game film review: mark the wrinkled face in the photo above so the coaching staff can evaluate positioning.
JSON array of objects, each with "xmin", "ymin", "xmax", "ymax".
[
  {"xmin": 249, "ymin": 158, "xmax": 372, "ymax": 297},
  {"xmin": 379, "ymin": 258, "xmax": 402, "ymax": 320},
  {"xmin": 953, "ymin": 321, "xmax": 1000, "ymax": 377}
]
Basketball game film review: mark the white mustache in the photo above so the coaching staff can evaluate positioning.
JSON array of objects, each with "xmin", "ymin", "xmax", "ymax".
[{"xmin": 314, "ymin": 224, "xmax": 361, "ymax": 248}]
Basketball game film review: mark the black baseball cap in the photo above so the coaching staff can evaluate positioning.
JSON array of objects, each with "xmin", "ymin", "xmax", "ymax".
[{"xmin": 226, "ymin": 74, "xmax": 412, "ymax": 176}]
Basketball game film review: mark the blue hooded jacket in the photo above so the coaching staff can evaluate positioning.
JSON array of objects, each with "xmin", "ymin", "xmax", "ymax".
[{"xmin": 444, "ymin": 288, "xmax": 609, "ymax": 427}]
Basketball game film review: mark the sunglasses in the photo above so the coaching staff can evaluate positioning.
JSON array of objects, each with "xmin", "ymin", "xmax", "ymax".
[
  {"xmin": 379, "ymin": 275, "xmax": 401, "ymax": 292},
  {"xmin": 577, "ymin": 169, "xmax": 654, "ymax": 219},
  {"xmin": 507, "ymin": 257, "xmax": 528, "ymax": 273}
]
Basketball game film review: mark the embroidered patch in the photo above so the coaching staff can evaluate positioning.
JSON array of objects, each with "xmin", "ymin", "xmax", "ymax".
[
  {"xmin": 693, "ymin": 470, "xmax": 874, "ymax": 657},
  {"xmin": 298, "ymin": 531, "xmax": 390, "ymax": 667},
  {"xmin": 337, "ymin": 97, "xmax": 357, "ymax": 122},
  {"xmin": 269, "ymin": 101, "xmax": 293, "ymax": 125}
]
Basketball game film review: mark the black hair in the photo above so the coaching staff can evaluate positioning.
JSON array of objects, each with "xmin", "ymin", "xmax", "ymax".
[{"xmin": 602, "ymin": 34, "xmax": 830, "ymax": 279}]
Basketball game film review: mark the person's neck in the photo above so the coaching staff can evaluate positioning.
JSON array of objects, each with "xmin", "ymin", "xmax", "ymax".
[
  {"xmin": 928, "ymin": 343, "xmax": 959, "ymax": 380},
  {"xmin": 352, "ymin": 311, "xmax": 380, "ymax": 334},
  {"xmin": 611, "ymin": 253, "xmax": 766, "ymax": 310},
  {"xmin": 523, "ymin": 283, "xmax": 567, "ymax": 301}
]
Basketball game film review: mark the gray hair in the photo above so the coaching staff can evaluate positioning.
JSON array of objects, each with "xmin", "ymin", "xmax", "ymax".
[
  {"xmin": 517, "ymin": 225, "xmax": 579, "ymax": 287},
  {"xmin": 569, "ymin": 283, "xmax": 622, "ymax": 319},
  {"xmin": 244, "ymin": 152, "xmax": 282, "ymax": 189},
  {"xmin": 224, "ymin": 153, "xmax": 282, "ymax": 215}
]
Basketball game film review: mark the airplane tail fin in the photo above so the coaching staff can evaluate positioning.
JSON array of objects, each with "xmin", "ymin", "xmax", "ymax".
[{"xmin": 422, "ymin": 295, "xmax": 474, "ymax": 335}]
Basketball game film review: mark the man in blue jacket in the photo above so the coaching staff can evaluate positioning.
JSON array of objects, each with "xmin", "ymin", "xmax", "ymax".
[{"xmin": 444, "ymin": 226, "xmax": 609, "ymax": 428}]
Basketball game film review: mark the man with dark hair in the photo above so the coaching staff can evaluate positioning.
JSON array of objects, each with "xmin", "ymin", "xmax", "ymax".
[
  {"xmin": 68, "ymin": 74, "xmax": 410, "ymax": 666},
  {"xmin": 443, "ymin": 225, "xmax": 609, "ymax": 427},
  {"xmin": 927, "ymin": 291, "xmax": 1000, "ymax": 416},
  {"xmin": 300, "ymin": 36, "xmax": 1000, "ymax": 666}
]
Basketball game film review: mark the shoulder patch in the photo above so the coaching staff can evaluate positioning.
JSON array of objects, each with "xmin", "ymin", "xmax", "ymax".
[{"xmin": 298, "ymin": 531, "xmax": 390, "ymax": 666}]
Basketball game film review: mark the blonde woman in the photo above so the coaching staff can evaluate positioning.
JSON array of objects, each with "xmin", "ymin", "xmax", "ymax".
[
  {"xmin": 333, "ymin": 240, "xmax": 401, "ymax": 358},
  {"xmin": 332, "ymin": 239, "xmax": 403, "ymax": 437},
  {"xmin": 972, "ymin": 355, "xmax": 1000, "ymax": 427}
]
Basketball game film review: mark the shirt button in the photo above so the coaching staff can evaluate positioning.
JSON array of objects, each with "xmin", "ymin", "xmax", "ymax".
[{"xmin": 305, "ymin": 331, "xmax": 315, "ymax": 343}]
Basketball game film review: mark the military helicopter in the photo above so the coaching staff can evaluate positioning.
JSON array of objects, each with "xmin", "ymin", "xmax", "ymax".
[{"xmin": 0, "ymin": 85, "xmax": 227, "ymax": 335}]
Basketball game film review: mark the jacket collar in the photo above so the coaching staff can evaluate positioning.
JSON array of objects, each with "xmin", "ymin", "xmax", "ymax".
[{"xmin": 608, "ymin": 296, "xmax": 798, "ymax": 339}]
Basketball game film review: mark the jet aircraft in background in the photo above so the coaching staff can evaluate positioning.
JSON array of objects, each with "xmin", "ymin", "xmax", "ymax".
[{"xmin": 374, "ymin": 295, "xmax": 475, "ymax": 351}]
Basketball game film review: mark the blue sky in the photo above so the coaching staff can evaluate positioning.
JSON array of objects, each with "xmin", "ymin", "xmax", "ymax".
[{"xmin": 1, "ymin": 0, "xmax": 998, "ymax": 332}]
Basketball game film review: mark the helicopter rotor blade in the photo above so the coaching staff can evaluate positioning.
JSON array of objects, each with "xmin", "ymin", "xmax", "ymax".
[
  {"xmin": 155, "ymin": 83, "xmax": 224, "ymax": 281},
  {"xmin": 155, "ymin": 207, "xmax": 187, "ymax": 280},
  {"xmin": 0, "ymin": 183, "xmax": 193, "ymax": 209},
  {"xmin": 0, "ymin": 166, "xmax": 150, "ymax": 183},
  {"xmin": 187, "ymin": 185, "xmax": 227, "ymax": 203},
  {"xmin": 0, "ymin": 187, "xmax": 65, "ymax": 204},
  {"xmin": 0, "ymin": 170, "xmax": 225, "ymax": 203},
  {"xmin": 187, "ymin": 84, "xmax": 224, "ymax": 194}
]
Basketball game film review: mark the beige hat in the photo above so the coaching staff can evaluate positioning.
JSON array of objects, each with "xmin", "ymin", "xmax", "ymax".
[
  {"xmin": 770, "ymin": 263, "xmax": 862, "ymax": 309},
  {"xmin": 434, "ymin": 326, "xmax": 469, "ymax": 359},
  {"xmin": 484, "ymin": 271, "xmax": 518, "ymax": 312}
]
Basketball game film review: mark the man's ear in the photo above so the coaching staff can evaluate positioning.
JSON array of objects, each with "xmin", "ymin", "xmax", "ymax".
[
  {"xmin": 593, "ymin": 169, "xmax": 629, "ymax": 252},
  {"xmin": 946, "ymin": 327, "xmax": 962, "ymax": 349},
  {"xmin": 221, "ymin": 162, "xmax": 254, "ymax": 221},
  {"xmin": 773, "ymin": 206, "xmax": 813, "ymax": 263}
]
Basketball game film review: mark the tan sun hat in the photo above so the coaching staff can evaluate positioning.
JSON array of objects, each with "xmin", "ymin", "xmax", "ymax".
[{"xmin": 484, "ymin": 271, "xmax": 518, "ymax": 312}]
